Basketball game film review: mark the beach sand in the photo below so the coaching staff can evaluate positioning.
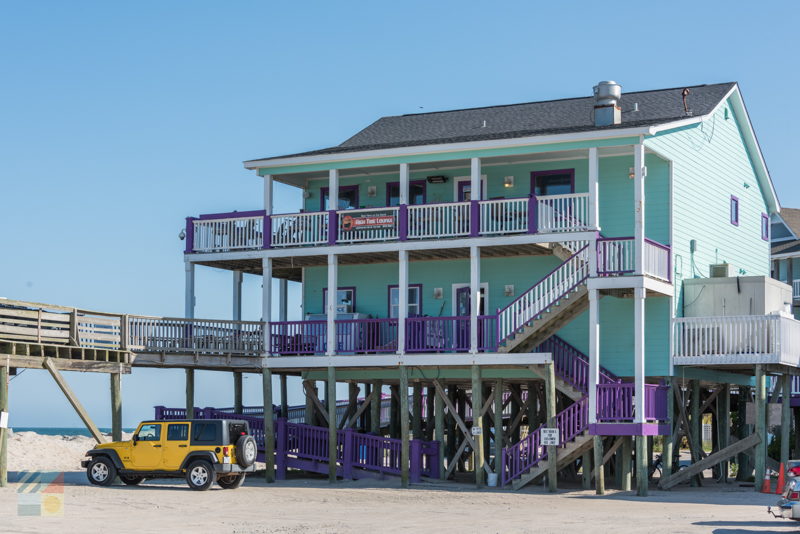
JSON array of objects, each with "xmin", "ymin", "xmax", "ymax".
[{"xmin": 0, "ymin": 432, "xmax": 793, "ymax": 533}]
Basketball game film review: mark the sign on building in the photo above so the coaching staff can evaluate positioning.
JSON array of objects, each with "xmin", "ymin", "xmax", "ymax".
[
  {"xmin": 341, "ymin": 213, "xmax": 395, "ymax": 231},
  {"xmin": 471, "ymin": 426, "xmax": 482, "ymax": 436},
  {"xmin": 541, "ymin": 428, "xmax": 559, "ymax": 446}
]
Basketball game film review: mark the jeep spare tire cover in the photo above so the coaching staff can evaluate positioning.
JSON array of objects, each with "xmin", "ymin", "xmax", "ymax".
[{"xmin": 236, "ymin": 435, "xmax": 257, "ymax": 468}]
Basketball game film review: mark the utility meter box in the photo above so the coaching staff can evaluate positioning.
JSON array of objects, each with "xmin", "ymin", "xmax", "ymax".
[{"xmin": 682, "ymin": 276, "xmax": 791, "ymax": 317}]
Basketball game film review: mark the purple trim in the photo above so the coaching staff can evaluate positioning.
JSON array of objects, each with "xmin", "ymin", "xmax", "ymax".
[
  {"xmin": 527, "ymin": 195, "xmax": 538, "ymax": 234},
  {"xmin": 197, "ymin": 209, "xmax": 266, "ymax": 220},
  {"xmin": 588, "ymin": 423, "xmax": 670, "ymax": 436},
  {"xmin": 398, "ymin": 204, "xmax": 408, "ymax": 241},
  {"xmin": 386, "ymin": 180, "xmax": 427, "ymax": 206},
  {"xmin": 321, "ymin": 185, "xmax": 359, "ymax": 211},
  {"xmin": 322, "ymin": 286, "xmax": 357, "ymax": 313},
  {"xmin": 184, "ymin": 217, "xmax": 197, "ymax": 253},
  {"xmin": 263, "ymin": 214, "xmax": 271, "ymax": 249},
  {"xmin": 730, "ymin": 195, "xmax": 739, "ymax": 226},
  {"xmin": 761, "ymin": 213, "xmax": 770, "ymax": 241},
  {"xmin": 327, "ymin": 210, "xmax": 337, "ymax": 245},
  {"xmin": 469, "ymin": 200, "xmax": 480, "ymax": 237},
  {"xmin": 405, "ymin": 315, "xmax": 496, "ymax": 353},
  {"xmin": 530, "ymin": 168, "xmax": 575, "ymax": 196},
  {"xmin": 387, "ymin": 284, "xmax": 423, "ymax": 318}
]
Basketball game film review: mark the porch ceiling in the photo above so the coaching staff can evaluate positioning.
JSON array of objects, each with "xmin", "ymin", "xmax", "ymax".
[{"xmin": 193, "ymin": 242, "xmax": 554, "ymax": 280}]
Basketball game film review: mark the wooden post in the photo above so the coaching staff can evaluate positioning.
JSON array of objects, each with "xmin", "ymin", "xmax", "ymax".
[
  {"xmin": 0, "ymin": 365, "xmax": 7, "ymax": 487},
  {"xmin": 363, "ymin": 383, "xmax": 372, "ymax": 430},
  {"xmin": 582, "ymin": 450, "xmax": 592, "ymax": 490},
  {"xmin": 690, "ymin": 380, "xmax": 701, "ymax": 487},
  {"xmin": 390, "ymin": 384, "xmax": 400, "ymax": 439},
  {"xmin": 262, "ymin": 368, "xmax": 275, "ymax": 483},
  {"xmin": 400, "ymin": 366, "xmax": 410, "ymax": 488},
  {"xmin": 234, "ymin": 372, "xmax": 243, "ymax": 414},
  {"xmin": 370, "ymin": 380, "xmax": 382, "ymax": 434},
  {"xmin": 110, "ymin": 373, "xmax": 122, "ymax": 442},
  {"xmin": 545, "ymin": 362, "xmax": 557, "ymax": 492},
  {"xmin": 494, "ymin": 378, "xmax": 504, "ymax": 468},
  {"xmin": 636, "ymin": 435, "xmax": 648, "ymax": 496},
  {"xmin": 782, "ymin": 374, "xmax": 792, "ymax": 471},
  {"xmin": 457, "ymin": 387, "xmax": 467, "ymax": 472},
  {"xmin": 280, "ymin": 374, "xmax": 288, "ymax": 419},
  {"xmin": 446, "ymin": 385, "xmax": 457, "ymax": 469},
  {"xmin": 620, "ymin": 436, "xmax": 632, "ymax": 491},
  {"xmin": 412, "ymin": 383, "xmax": 422, "ymax": 439},
  {"xmin": 327, "ymin": 367, "xmax": 337, "ymax": 483},
  {"xmin": 737, "ymin": 385, "xmax": 752, "ymax": 481},
  {"xmin": 664, "ymin": 382, "xmax": 675, "ymax": 476},
  {"xmin": 434, "ymin": 385, "xmax": 445, "ymax": 479},
  {"xmin": 719, "ymin": 384, "xmax": 730, "ymax": 482},
  {"xmin": 347, "ymin": 382, "xmax": 358, "ymax": 429},
  {"xmin": 526, "ymin": 381, "xmax": 537, "ymax": 430},
  {"xmin": 185, "ymin": 369, "xmax": 195, "ymax": 418},
  {"xmin": 471, "ymin": 365, "xmax": 484, "ymax": 488},
  {"xmin": 593, "ymin": 435, "xmax": 605, "ymax": 494},
  {"xmin": 754, "ymin": 365, "xmax": 767, "ymax": 491},
  {"xmin": 425, "ymin": 386, "xmax": 435, "ymax": 441},
  {"xmin": 304, "ymin": 380, "xmax": 315, "ymax": 425},
  {"xmin": 510, "ymin": 384, "xmax": 521, "ymax": 444}
]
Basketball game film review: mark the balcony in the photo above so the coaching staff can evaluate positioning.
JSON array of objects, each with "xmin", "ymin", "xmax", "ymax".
[
  {"xmin": 185, "ymin": 193, "xmax": 592, "ymax": 253},
  {"xmin": 672, "ymin": 314, "xmax": 800, "ymax": 367}
]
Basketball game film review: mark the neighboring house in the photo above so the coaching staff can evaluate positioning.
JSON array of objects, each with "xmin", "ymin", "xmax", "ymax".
[
  {"xmin": 771, "ymin": 207, "xmax": 800, "ymax": 315},
  {"xmin": 183, "ymin": 81, "xmax": 786, "ymax": 491}
]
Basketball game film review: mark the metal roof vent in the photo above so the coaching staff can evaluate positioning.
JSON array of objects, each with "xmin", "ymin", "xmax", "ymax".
[{"xmin": 593, "ymin": 81, "xmax": 622, "ymax": 126}]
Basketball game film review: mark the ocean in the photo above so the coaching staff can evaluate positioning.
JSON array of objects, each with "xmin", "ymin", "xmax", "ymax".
[{"xmin": 11, "ymin": 427, "xmax": 136, "ymax": 437}]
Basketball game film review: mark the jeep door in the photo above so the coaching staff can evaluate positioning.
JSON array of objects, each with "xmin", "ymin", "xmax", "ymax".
[
  {"xmin": 130, "ymin": 423, "xmax": 164, "ymax": 469},
  {"xmin": 162, "ymin": 423, "xmax": 190, "ymax": 470}
]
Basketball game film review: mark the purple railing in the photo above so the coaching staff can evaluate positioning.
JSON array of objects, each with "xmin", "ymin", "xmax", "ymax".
[
  {"xmin": 270, "ymin": 320, "xmax": 327, "ymax": 355},
  {"xmin": 500, "ymin": 397, "xmax": 588, "ymax": 486},
  {"xmin": 536, "ymin": 336, "xmax": 620, "ymax": 393},
  {"xmin": 335, "ymin": 318, "xmax": 398, "ymax": 353},
  {"xmin": 595, "ymin": 383, "xmax": 669, "ymax": 422},
  {"xmin": 405, "ymin": 316, "xmax": 497, "ymax": 353}
]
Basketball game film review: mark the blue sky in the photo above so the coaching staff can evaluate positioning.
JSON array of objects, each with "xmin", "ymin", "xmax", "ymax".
[{"xmin": 1, "ymin": 1, "xmax": 798, "ymax": 427}]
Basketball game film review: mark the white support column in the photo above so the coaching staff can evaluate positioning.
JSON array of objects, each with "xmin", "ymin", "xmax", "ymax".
[
  {"xmin": 232, "ymin": 271, "xmax": 243, "ymax": 321},
  {"xmin": 329, "ymin": 169, "xmax": 339, "ymax": 210},
  {"xmin": 633, "ymin": 286, "xmax": 646, "ymax": 423},
  {"xmin": 470, "ymin": 158, "xmax": 482, "ymax": 201},
  {"xmin": 469, "ymin": 245, "xmax": 480, "ymax": 353},
  {"xmin": 184, "ymin": 262, "xmax": 195, "ymax": 319},
  {"xmin": 399, "ymin": 163, "xmax": 410, "ymax": 205},
  {"xmin": 588, "ymin": 288, "xmax": 600, "ymax": 424},
  {"xmin": 633, "ymin": 143, "xmax": 646, "ymax": 275},
  {"xmin": 588, "ymin": 147, "xmax": 600, "ymax": 278},
  {"xmin": 326, "ymin": 253, "xmax": 338, "ymax": 356},
  {"xmin": 262, "ymin": 258, "xmax": 273, "ymax": 356},
  {"xmin": 264, "ymin": 174, "xmax": 274, "ymax": 215},
  {"xmin": 278, "ymin": 279, "xmax": 288, "ymax": 322},
  {"xmin": 397, "ymin": 250, "xmax": 408, "ymax": 354}
]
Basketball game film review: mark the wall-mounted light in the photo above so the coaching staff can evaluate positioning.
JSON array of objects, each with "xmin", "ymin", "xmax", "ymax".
[
  {"xmin": 503, "ymin": 176, "xmax": 514, "ymax": 188},
  {"xmin": 504, "ymin": 285, "xmax": 514, "ymax": 297},
  {"xmin": 367, "ymin": 185, "xmax": 377, "ymax": 197},
  {"xmin": 427, "ymin": 175, "xmax": 448, "ymax": 184},
  {"xmin": 628, "ymin": 167, "xmax": 635, "ymax": 179},
  {"xmin": 303, "ymin": 190, "xmax": 312, "ymax": 199},
  {"xmin": 433, "ymin": 288, "xmax": 443, "ymax": 299}
]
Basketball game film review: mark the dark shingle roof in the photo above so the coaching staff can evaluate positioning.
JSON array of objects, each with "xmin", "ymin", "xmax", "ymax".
[
  {"xmin": 772, "ymin": 208, "xmax": 800, "ymax": 255},
  {"xmin": 248, "ymin": 82, "xmax": 736, "ymax": 162}
]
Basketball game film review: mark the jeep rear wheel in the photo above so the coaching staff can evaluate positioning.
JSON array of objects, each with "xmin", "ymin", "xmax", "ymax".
[
  {"xmin": 185, "ymin": 460, "xmax": 215, "ymax": 491},
  {"xmin": 217, "ymin": 473, "xmax": 246, "ymax": 489},
  {"xmin": 120, "ymin": 474, "xmax": 144, "ymax": 486},
  {"xmin": 87, "ymin": 457, "xmax": 116, "ymax": 486}
]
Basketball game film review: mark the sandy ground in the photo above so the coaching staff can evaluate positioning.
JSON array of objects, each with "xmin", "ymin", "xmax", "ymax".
[{"xmin": 0, "ymin": 433, "xmax": 795, "ymax": 533}]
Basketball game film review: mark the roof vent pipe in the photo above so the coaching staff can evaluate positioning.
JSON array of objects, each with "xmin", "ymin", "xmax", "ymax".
[{"xmin": 593, "ymin": 81, "xmax": 622, "ymax": 126}]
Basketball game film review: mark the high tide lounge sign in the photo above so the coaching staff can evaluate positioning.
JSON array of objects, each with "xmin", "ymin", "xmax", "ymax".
[{"xmin": 341, "ymin": 212, "xmax": 395, "ymax": 231}]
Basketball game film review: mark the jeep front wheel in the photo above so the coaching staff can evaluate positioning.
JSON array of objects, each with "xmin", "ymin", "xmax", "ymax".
[
  {"xmin": 87, "ymin": 457, "xmax": 116, "ymax": 486},
  {"xmin": 186, "ymin": 460, "xmax": 215, "ymax": 491},
  {"xmin": 217, "ymin": 473, "xmax": 246, "ymax": 489}
]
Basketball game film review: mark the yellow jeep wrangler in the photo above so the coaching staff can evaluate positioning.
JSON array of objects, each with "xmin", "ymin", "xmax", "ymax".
[{"xmin": 81, "ymin": 419, "xmax": 257, "ymax": 490}]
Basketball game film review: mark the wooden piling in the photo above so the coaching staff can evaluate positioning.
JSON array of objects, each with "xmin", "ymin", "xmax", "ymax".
[
  {"xmin": 434, "ymin": 386, "xmax": 445, "ymax": 479},
  {"xmin": 304, "ymin": 380, "xmax": 315, "ymax": 425},
  {"xmin": 636, "ymin": 435, "xmax": 648, "ymax": 496},
  {"xmin": 754, "ymin": 365, "xmax": 766, "ymax": 491},
  {"xmin": 262, "ymin": 368, "xmax": 275, "ymax": 483},
  {"xmin": 471, "ymin": 365, "xmax": 484, "ymax": 488},
  {"xmin": 526, "ymin": 381, "xmax": 537, "ymax": 430},
  {"xmin": 327, "ymin": 367, "xmax": 337, "ymax": 483},
  {"xmin": 425, "ymin": 386, "xmax": 435, "ymax": 441},
  {"xmin": 400, "ymin": 365, "xmax": 410, "ymax": 488},
  {"xmin": 348, "ymin": 382, "xmax": 358, "ymax": 429},
  {"xmin": 664, "ymin": 381, "xmax": 674, "ymax": 476},
  {"xmin": 390, "ymin": 384, "xmax": 400, "ymax": 439},
  {"xmin": 544, "ymin": 362, "xmax": 557, "ymax": 493},
  {"xmin": 0, "ymin": 365, "xmax": 7, "ymax": 487},
  {"xmin": 280, "ymin": 374, "xmax": 288, "ymax": 418},
  {"xmin": 737, "ymin": 385, "xmax": 752, "ymax": 481},
  {"xmin": 412, "ymin": 383, "xmax": 422, "ymax": 439},
  {"xmin": 718, "ymin": 384, "xmax": 730, "ymax": 482},
  {"xmin": 370, "ymin": 380, "xmax": 382, "ymax": 435},
  {"xmin": 494, "ymin": 378, "xmax": 504, "ymax": 470},
  {"xmin": 447, "ymin": 385, "xmax": 457, "ymax": 470},
  {"xmin": 593, "ymin": 435, "xmax": 605, "ymax": 495},
  {"xmin": 234, "ymin": 372, "xmax": 243, "ymax": 414},
  {"xmin": 581, "ymin": 450, "xmax": 591, "ymax": 490},
  {"xmin": 185, "ymin": 369, "xmax": 195, "ymax": 417},
  {"xmin": 782, "ymin": 374, "xmax": 792, "ymax": 471},
  {"xmin": 620, "ymin": 436, "xmax": 632, "ymax": 491},
  {"xmin": 110, "ymin": 373, "xmax": 122, "ymax": 442},
  {"xmin": 363, "ymin": 383, "xmax": 372, "ymax": 431},
  {"xmin": 510, "ymin": 384, "xmax": 521, "ymax": 444},
  {"xmin": 690, "ymin": 380, "xmax": 701, "ymax": 487}
]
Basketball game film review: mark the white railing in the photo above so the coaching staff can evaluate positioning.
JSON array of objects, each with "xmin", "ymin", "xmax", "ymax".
[
  {"xmin": 793, "ymin": 280, "xmax": 800, "ymax": 299},
  {"xmin": 672, "ymin": 314, "xmax": 800, "ymax": 366},
  {"xmin": 644, "ymin": 239, "xmax": 671, "ymax": 282},
  {"xmin": 336, "ymin": 206, "xmax": 399, "ymax": 243},
  {"xmin": 537, "ymin": 193, "xmax": 590, "ymax": 233},
  {"xmin": 127, "ymin": 316, "xmax": 264, "ymax": 356},
  {"xmin": 597, "ymin": 238, "xmax": 635, "ymax": 275},
  {"xmin": 271, "ymin": 211, "xmax": 329, "ymax": 247},
  {"xmin": 497, "ymin": 245, "xmax": 589, "ymax": 342},
  {"xmin": 193, "ymin": 216, "xmax": 264, "ymax": 252},
  {"xmin": 407, "ymin": 201, "xmax": 471, "ymax": 239},
  {"xmin": 479, "ymin": 198, "xmax": 528, "ymax": 235}
]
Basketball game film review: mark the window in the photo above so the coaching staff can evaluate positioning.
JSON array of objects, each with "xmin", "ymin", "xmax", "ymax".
[
  {"xmin": 388, "ymin": 285, "xmax": 422, "ymax": 318},
  {"xmin": 761, "ymin": 213, "xmax": 769, "ymax": 241},
  {"xmin": 531, "ymin": 169, "xmax": 575, "ymax": 196},
  {"xmin": 321, "ymin": 185, "xmax": 359, "ymax": 211},
  {"xmin": 167, "ymin": 423, "xmax": 189, "ymax": 441},
  {"xmin": 387, "ymin": 180, "xmax": 426, "ymax": 206},
  {"xmin": 730, "ymin": 196, "xmax": 739, "ymax": 226},
  {"xmin": 322, "ymin": 287, "xmax": 356, "ymax": 313},
  {"xmin": 136, "ymin": 424, "xmax": 161, "ymax": 441},
  {"xmin": 191, "ymin": 422, "xmax": 218, "ymax": 444}
]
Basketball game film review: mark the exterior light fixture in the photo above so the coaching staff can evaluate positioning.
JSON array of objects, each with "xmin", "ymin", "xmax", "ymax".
[
  {"xmin": 503, "ymin": 176, "xmax": 514, "ymax": 188},
  {"xmin": 433, "ymin": 288, "xmax": 443, "ymax": 299},
  {"xmin": 178, "ymin": 229, "xmax": 186, "ymax": 241},
  {"xmin": 368, "ymin": 185, "xmax": 377, "ymax": 197},
  {"xmin": 427, "ymin": 175, "xmax": 448, "ymax": 184}
]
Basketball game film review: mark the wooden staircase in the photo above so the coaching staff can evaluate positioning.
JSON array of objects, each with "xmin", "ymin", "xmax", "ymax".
[{"xmin": 511, "ymin": 431, "xmax": 594, "ymax": 490}]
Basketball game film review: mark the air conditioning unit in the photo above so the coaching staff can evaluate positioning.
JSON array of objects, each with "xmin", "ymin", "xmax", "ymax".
[{"xmin": 709, "ymin": 263, "xmax": 732, "ymax": 278}]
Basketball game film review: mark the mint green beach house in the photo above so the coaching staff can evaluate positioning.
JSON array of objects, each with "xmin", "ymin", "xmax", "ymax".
[{"xmin": 183, "ymin": 81, "xmax": 786, "ymax": 493}]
